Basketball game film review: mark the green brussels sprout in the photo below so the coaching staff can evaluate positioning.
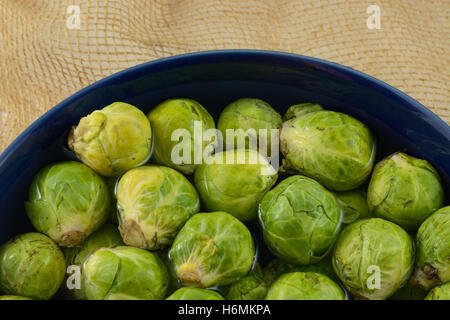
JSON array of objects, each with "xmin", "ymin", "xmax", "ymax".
[
  {"xmin": 25, "ymin": 161, "xmax": 111, "ymax": 247},
  {"xmin": 83, "ymin": 246, "xmax": 169, "ymax": 300},
  {"xmin": 367, "ymin": 152, "xmax": 444, "ymax": 230},
  {"xmin": 411, "ymin": 206, "xmax": 450, "ymax": 290},
  {"xmin": 263, "ymin": 255, "xmax": 339, "ymax": 286},
  {"xmin": 217, "ymin": 98, "xmax": 282, "ymax": 155},
  {"xmin": 265, "ymin": 272, "xmax": 345, "ymax": 300},
  {"xmin": 0, "ymin": 295, "xmax": 33, "ymax": 300},
  {"xmin": 333, "ymin": 189, "xmax": 372, "ymax": 224},
  {"xmin": 117, "ymin": 166, "xmax": 200, "ymax": 250},
  {"xmin": 388, "ymin": 283, "xmax": 427, "ymax": 300},
  {"xmin": 0, "ymin": 233, "xmax": 65, "ymax": 300},
  {"xmin": 63, "ymin": 224, "xmax": 124, "ymax": 299},
  {"xmin": 169, "ymin": 212, "xmax": 255, "ymax": 288},
  {"xmin": 194, "ymin": 149, "xmax": 278, "ymax": 221},
  {"xmin": 283, "ymin": 103, "xmax": 324, "ymax": 121},
  {"xmin": 166, "ymin": 287, "xmax": 224, "ymax": 300},
  {"xmin": 69, "ymin": 102, "xmax": 152, "ymax": 177},
  {"xmin": 222, "ymin": 264, "xmax": 267, "ymax": 300},
  {"xmin": 259, "ymin": 175, "xmax": 342, "ymax": 264},
  {"xmin": 147, "ymin": 98, "xmax": 215, "ymax": 175},
  {"xmin": 280, "ymin": 104, "xmax": 375, "ymax": 191},
  {"xmin": 425, "ymin": 282, "xmax": 450, "ymax": 300},
  {"xmin": 332, "ymin": 218, "xmax": 414, "ymax": 300}
]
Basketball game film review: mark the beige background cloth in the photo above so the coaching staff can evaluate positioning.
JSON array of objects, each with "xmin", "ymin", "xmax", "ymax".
[{"xmin": 0, "ymin": 0, "xmax": 449, "ymax": 153}]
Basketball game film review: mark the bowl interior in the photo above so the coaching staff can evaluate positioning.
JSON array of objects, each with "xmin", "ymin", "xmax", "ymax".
[{"xmin": 0, "ymin": 50, "xmax": 448, "ymax": 246}]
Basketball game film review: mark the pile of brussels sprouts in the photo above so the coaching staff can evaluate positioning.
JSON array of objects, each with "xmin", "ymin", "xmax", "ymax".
[{"xmin": 0, "ymin": 99, "xmax": 448, "ymax": 301}]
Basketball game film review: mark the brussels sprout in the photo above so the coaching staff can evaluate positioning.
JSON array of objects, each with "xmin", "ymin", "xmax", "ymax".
[
  {"xmin": 166, "ymin": 287, "xmax": 224, "ymax": 300},
  {"xmin": 69, "ymin": 102, "xmax": 152, "ymax": 177},
  {"xmin": 388, "ymin": 283, "xmax": 427, "ymax": 300},
  {"xmin": 83, "ymin": 246, "xmax": 169, "ymax": 300},
  {"xmin": 259, "ymin": 175, "xmax": 342, "ymax": 264},
  {"xmin": 280, "ymin": 104, "xmax": 375, "ymax": 191},
  {"xmin": 263, "ymin": 255, "xmax": 339, "ymax": 286},
  {"xmin": 265, "ymin": 272, "xmax": 345, "ymax": 300},
  {"xmin": 217, "ymin": 98, "xmax": 282, "ymax": 155},
  {"xmin": 332, "ymin": 218, "xmax": 414, "ymax": 300},
  {"xmin": 25, "ymin": 161, "xmax": 111, "ymax": 247},
  {"xmin": 0, "ymin": 233, "xmax": 65, "ymax": 300},
  {"xmin": 194, "ymin": 149, "xmax": 278, "ymax": 221},
  {"xmin": 0, "ymin": 295, "xmax": 32, "ymax": 300},
  {"xmin": 367, "ymin": 152, "xmax": 444, "ymax": 230},
  {"xmin": 169, "ymin": 212, "xmax": 255, "ymax": 288},
  {"xmin": 117, "ymin": 166, "xmax": 200, "ymax": 250},
  {"xmin": 147, "ymin": 98, "xmax": 215, "ymax": 175},
  {"xmin": 411, "ymin": 206, "xmax": 450, "ymax": 290},
  {"xmin": 425, "ymin": 282, "xmax": 450, "ymax": 300},
  {"xmin": 63, "ymin": 224, "xmax": 124, "ymax": 299},
  {"xmin": 334, "ymin": 189, "xmax": 372, "ymax": 224},
  {"xmin": 222, "ymin": 264, "xmax": 267, "ymax": 300}
]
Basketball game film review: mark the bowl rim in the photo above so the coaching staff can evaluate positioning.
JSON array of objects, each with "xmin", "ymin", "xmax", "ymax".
[{"xmin": 1, "ymin": 49, "xmax": 448, "ymax": 167}]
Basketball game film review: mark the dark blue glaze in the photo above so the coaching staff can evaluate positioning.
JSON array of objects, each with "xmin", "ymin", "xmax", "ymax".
[{"xmin": 0, "ymin": 50, "xmax": 449, "ymax": 245}]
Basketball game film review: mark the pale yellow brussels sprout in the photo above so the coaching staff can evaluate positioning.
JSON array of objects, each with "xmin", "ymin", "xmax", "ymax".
[
  {"xmin": 332, "ymin": 218, "xmax": 414, "ymax": 300},
  {"xmin": 169, "ymin": 212, "xmax": 255, "ymax": 288},
  {"xmin": 280, "ymin": 104, "xmax": 376, "ymax": 191},
  {"xmin": 83, "ymin": 246, "xmax": 169, "ymax": 300},
  {"xmin": 69, "ymin": 102, "xmax": 152, "ymax": 177},
  {"xmin": 147, "ymin": 98, "xmax": 215, "ymax": 175},
  {"xmin": 367, "ymin": 152, "xmax": 444, "ymax": 231},
  {"xmin": 25, "ymin": 161, "xmax": 111, "ymax": 247},
  {"xmin": 265, "ymin": 272, "xmax": 345, "ymax": 300},
  {"xmin": 117, "ymin": 166, "xmax": 200, "ymax": 250},
  {"xmin": 194, "ymin": 149, "xmax": 278, "ymax": 221},
  {"xmin": 0, "ymin": 233, "xmax": 66, "ymax": 300}
]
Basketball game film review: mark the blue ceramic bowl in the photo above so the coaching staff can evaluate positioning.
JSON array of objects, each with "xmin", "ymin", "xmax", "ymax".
[{"xmin": 0, "ymin": 50, "xmax": 449, "ymax": 245}]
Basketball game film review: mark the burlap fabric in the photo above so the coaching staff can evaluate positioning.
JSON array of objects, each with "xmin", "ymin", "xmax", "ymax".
[{"xmin": 0, "ymin": 0, "xmax": 449, "ymax": 152}]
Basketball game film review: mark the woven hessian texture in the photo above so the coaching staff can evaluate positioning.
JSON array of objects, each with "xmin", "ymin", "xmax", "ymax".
[{"xmin": 0, "ymin": 0, "xmax": 449, "ymax": 152}]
